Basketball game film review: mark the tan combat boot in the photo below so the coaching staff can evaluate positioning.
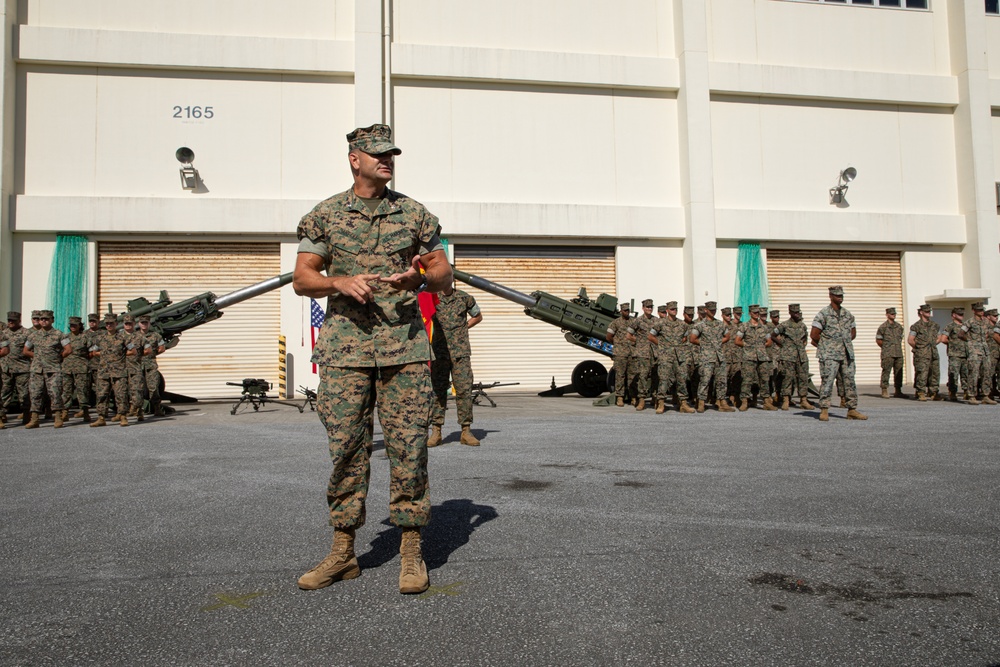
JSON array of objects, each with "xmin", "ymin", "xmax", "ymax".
[
  {"xmin": 81, "ymin": 407, "xmax": 91, "ymax": 424},
  {"xmin": 819, "ymin": 408, "xmax": 829, "ymax": 422},
  {"xmin": 427, "ymin": 425, "xmax": 443, "ymax": 448},
  {"xmin": 298, "ymin": 527, "xmax": 360, "ymax": 590},
  {"xmin": 932, "ymin": 392, "xmax": 945, "ymax": 401},
  {"xmin": 696, "ymin": 399, "xmax": 706, "ymax": 413},
  {"xmin": 24, "ymin": 413, "xmax": 40, "ymax": 429},
  {"xmin": 117, "ymin": 414, "xmax": 128, "ymax": 427},
  {"xmin": 635, "ymin": 398, "xmax": 645, "ymax": 412},
  {"xmin": 739, "ymin": 399, "xmax": 749, "ymax": 412},
  {"xmin": 460, "ymin": 426, "xmax": 480, "ymax": 446},
  {"xmin": 655, "ymin": 399, "xmax": 665, "ymax": 415},
  {"xmin": 846, "ymin": 409, "xmax": 868, "ymax": 420},
  {"xmin": 799, "ymin": 397, "xmax": 815, "ymax": 410},
  {"xmin": 399, "ymin": 527, "xmax": 429, "ymax": 594},
  {"xmin": 968, "ymin": 396, "xmax": 981, "ymax": 405},
  {"xmin": 679, "ymin": 401, "xmax": 696, "ymax": 414},
  {"xmin": 963, "ymin": 391, "xmax": 970, "ymax": 401},
  {"xmin": 881, "ymin": 388, "xmax": 890, "ymax": 399},
  {"xmin": 717, "ymin": 400, "xmax": 735, "ymax": 413},
  {"xmin": 53, "ymin": 411, "xmax": 64, "ymax": 429},
  {"xmin": 616, "ymin": 396, "xmax": 624, "ymax": 407},
  {"xmin": 839, "ymin": 397, "xmax": 848, "ymax": 408},
  {"xmin": 983, "ymin": 396, "xmax": 998, "ymax": 405},
  {"xmin": 762, "ymin": 397, "xmax": 778, "ymax": 411},
  {"xmin": 72, "ymin": 409, "xmax": 84, "ymax": 419},
  {"xmin": 781, "ymin": 396, "xmax": 790, "ymax": 411},
  {"xmin": 90, "ymin": 416, "xmax": 107, "ymax": 427},
  {"xmin": 948, "ymin": 390, "xmax": 957, "ymax": 402},
  {"xmin": 126, "ymin": 406, "xmax": 137, "ymax": 418},
  {"xmin": 916, "ymin": 392, "xmax": 927, "ymax": 402}
]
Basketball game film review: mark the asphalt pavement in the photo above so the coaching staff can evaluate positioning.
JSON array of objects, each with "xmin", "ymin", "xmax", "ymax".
[{"xmin": 1, "ymin": 387, "xmax": 998, "ymax": 666}]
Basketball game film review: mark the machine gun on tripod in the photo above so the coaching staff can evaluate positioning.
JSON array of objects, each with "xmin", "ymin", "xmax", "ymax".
[
  {"xmin": 461, "ymin": 381, "xmax": 520, "ymax": 407},
  {"xmin": 298, "ymin": 385, "xmax": 318, "ymax": 412},
  {"xmin": 227, "ymin": 378, "xmax": 309, "ymax": 415}
]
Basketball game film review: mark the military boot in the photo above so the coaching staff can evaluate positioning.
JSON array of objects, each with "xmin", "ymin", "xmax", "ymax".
[
  {"xmin": 762, "ymin": 397, "xmax": 778, "ymax": 411},
  {"xmin": 60, "ymin": 410, "xmax": 69, "ymax": 422},
  {"xmin": 968, "ymin": 396, "xmax": 981, "ymax": 405},
  {"xmin": 781, "ymin": 396, "xmax": 790, "ymax": 411},
  {"xmin": 53, "ymin": 412, "xmax": 64, "ymax": 429},
  {"xmin": 81, "ymin": 407, "xmax": 91, "ymax": 424},
  {"xmin": 90, "ymin": 416, "xmax": 107, "ymax": 427},
  {"xmin": 672, "ymin": 394, "xmax": 680, "ymax": 408},
  {"xmin": 963, "ymin": 391, "xmax": 970, "ymax": 401},
  {"xmin": 846, "ymin": 409, "xmax": 868, "ymax": 420},
  {"xmin": 116, "ymin": 414, "xmax": 128, "ymax": 427},
  {"xmin": 932, "ymin": 392, "xmax": 945, "ymax": 401},
  {"xmin": 818, "ymin": 408, "xmax": 829, "ymax": 422},
  {"xmin": 136, "ymin": 408, "xmax": 144, "ymax": 422},
  {"xmin": 983, "ymin": 396, "xmax": 997, "ymax": 405},
  {"xmin": 655, "ymin": 400, "xmax": 665, "ymax": 415},
  {"xmin": 717, "ymin": 400, "xmax": 735, "ymax": 413},
  {"xmin": 749, "ymin": 397, "xmax": 757, "ymax": 409},
  {"xmin": 881, "ymin": 387, "xmax": 890, "ymax": 399},
  {"xmin": 916, "ymin": 392, "xmax": 927, "ymax": 402},
  {"xmin": 427, "ymin": 425, "xmax": 443, "ymax": 448},
  {"xmin": 73, "ymin": 409, "xmax": 85, "ymax": 418},
  {"xmin": 616, "ymin": 396, "xmax": 624, "ymax": 407},
  {"xmin": 127, "ymin": 406, "xmax": 137, "ymax": 418},
  {"xmin": 948, "ymin": 390, "xmax": 957, "ymax": 402},
  {"xmin": 799, "ymin": 397, "xmax": 815, "ymax": 410},
  {"xmin": 24, "ymin": 413, "xmax": 40, "ymax": 429},
  {"xmin": 635, "ymin": 398, "xmax": 645, "ymax": 412},
  {"xmin": 21, "ymin": 410, "xmax": 30, "ymax": 425},
  {"xmin": 399, "ymin": 527, "xmax": 429, "ymax": 594},
  {"xmin": 894, "ymin": 388, "xmax": 907, "ymax": 398},
  {"xmin": 839, "ymin": 397, "xmax": 848, "ymax": 408},
  {"xmin": 298, "ymin": 527, "xmax": 360, "ymax": 590},
  {"xmin": 739, "ymin": 399, "xmax": 749, "ymax": 412},
  {"xmin": 696, "ymin": 399, "xmax": 706, "ymax": 413},
  {"xmin": 679, "ymin": 401, "xmax": 695, "ymax": 414},
  {"xmin": 460, "ymin": 426, "xmax": 480, "ymax": 446}
]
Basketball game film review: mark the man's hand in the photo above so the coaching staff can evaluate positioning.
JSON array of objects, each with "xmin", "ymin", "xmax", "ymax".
[
  {"xmin": 336, "ymin": 273, "xmax": 382, "ymax": 304},
  {"xmin": 381, "ymin": 255, "xmax": 424, "ymax": 292}
]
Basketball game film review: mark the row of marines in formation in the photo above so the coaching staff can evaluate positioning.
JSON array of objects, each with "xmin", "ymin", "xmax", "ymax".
[
  {"xmin": 0, "ymin": 310, "xmax": 167, "ymax": 429},
  {"xmin": 604, "ymin": 297, "xmax": 1000, "ymax": 416}
]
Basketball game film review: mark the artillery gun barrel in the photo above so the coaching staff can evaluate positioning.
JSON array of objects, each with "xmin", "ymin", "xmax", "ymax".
[
  {"xmin": 452, "ymin": 268, "xmax": 536, "ymax": 309},
  {"xmin": 215, "ymin": 272, "xmax": 293, "ymax": 309}
]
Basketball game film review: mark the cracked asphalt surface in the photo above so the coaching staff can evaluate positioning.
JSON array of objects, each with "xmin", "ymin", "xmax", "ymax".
[{"xmin": 1, "ymin": 387, "xmax": 998, "ymax": 666}]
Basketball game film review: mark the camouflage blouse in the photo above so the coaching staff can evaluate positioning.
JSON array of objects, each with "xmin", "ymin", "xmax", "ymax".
[
  {"xmin": 736, "ymin": 321, "xmax": 770, "ymax": 362},
  {"xmin": 95, "ymin": 331, "xmax": 128, "ymax": 379},
  {"xmin": 875, "ymin": 320, "xmax": 904, "ymax": 359},
  {"xmin": 25, "ymin": 328, "xmax": 69, "ymax": 372},
  {"xmin": 631, "ymin": 313, "xmax": 656, "ymax": 360},
  {"xmin": 774, "ymin": 318, "xmax": 809, "ymax": 363},
  {"xmin": 943, "ymin": 322, "xmax": 968, "ymax": 359},
  {"xmin": 812, "ymin": 305, "xmax": 856, "ymax": 362},
  {"xmin": 690, "ymin": 318, "xmax": 726, "ymax": 363},
  {"xmin": 649, "ymin": 318, "xmax": 689, "ymax": 362},
  {"xmin": 431, "ymin": 289, "xmax": 480, "ymax": 360},
  {"xmin": 908, "ymin": 320, "xmax": 940, "ymax": 360},
  {"xmin": 607, "ymin": 315, "xmax": 634, "ymax": 358},
  {"xmin": 1, "ymin": 326, "xmax": 31, "ymax": 373},
  {"xmin": 63, "ymin": 331, "xmax": 92, "ymax": 374}
]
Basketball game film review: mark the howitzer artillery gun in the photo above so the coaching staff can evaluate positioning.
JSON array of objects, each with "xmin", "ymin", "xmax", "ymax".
[{"xmin": 452, "ymin": 268, "xmax": 618, "ymax": 398}]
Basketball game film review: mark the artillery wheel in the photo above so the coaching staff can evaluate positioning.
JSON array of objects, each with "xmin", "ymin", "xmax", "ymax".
[{"xmin": 571, "ymin": 360, "xmax": 609, "ymax": 398}]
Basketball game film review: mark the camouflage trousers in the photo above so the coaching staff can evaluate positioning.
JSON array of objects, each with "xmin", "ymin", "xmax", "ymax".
[
  {"xmin": 612, "ymin": 356, "xmax": 630, "ymax": 399},
  {"xmin": 880, "ymin": 356, "xmax": 904, "ymax": 390},
  {"xmin": 769, "ymin": 363, "xmax": 783, "ymax": 398},
  {"xmin": 126, "ymin": 369, "xmax": 145, "ymax": 412},
  {"xmin": 656, "ymin": 355, "xmax": 688, "ymax": 401},
  {"xmin": 912, "ymin": 353, "xmax": 940, "ymax": 394},
  {"xmin": 818, "ymin": 357, "xmax": 858, "ymax": 410},
  {"xmin": 30, "ymin": 371, "xmax": 64, "ymax": 412},
  {"xmin": 780, "ymin": 358, "xmax": 810, "ymax": 398},
  {"xmin": 740, "ymin": 359, "xmax": 771, "ymax": 400},
  {"xmin": 1, "ymin": 371, "xmax": 29, "ymax": 416},
  {"xmin": 317, "ymin": 363, "xmax": 431, "ymax": 530},
  {"xmin": 430, "ymin": 354, "xmax": 474, "ymax": 427},
  {"xmin": 62, "ymin": 371, "xmax": 91, "ymax": 409},
  {"xmin": 628, "ymin": 357, "xmax": 653, "ymax": 399},
  {"xmin": 946, "ymin": 357, "xmax": 968, "ymax": 395},
  {"xmin": 145, "ymin": 368, "xmax": 163, "ymax": 414},
  {"xmin": 727, "ymin": 361, "xmax": 742, "ymax": 399},
  {"xmin": 96, "ymin": 375, "xmax": 128, "ymax": 416},
  {"xmin": 697, "ymin": 360, "xmax": 727, "ymax": 402},
  {"xmin": 966, "ymin": 353, "xmax": 990, "ymax": 398}
]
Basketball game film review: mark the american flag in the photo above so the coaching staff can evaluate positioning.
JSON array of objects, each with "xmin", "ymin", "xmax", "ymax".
[{"xmin": 310, "ymin": 298, "xmax": 325, "ymax": 374}]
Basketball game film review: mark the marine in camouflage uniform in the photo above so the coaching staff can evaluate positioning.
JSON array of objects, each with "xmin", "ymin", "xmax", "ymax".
[
  {"xmin": 721, "ymin": 307, "xmax": 741, "ymax": 404},
  {"xmin": 681, "ymin": 306, "xmax": 698, "ymax": 403},
  {"xmin": 810, "ymin": 286, "xmax": 866, "ymax": 421},
  {"xmin": 61, "ymin": 317, "xmax": 93, "ymax": 423},
  {"xmin": 875, "ymin": 307, "xmax": 905, "ymax": 399},
  {"xmin": 963, "ymin": 302, "xmax": 996, "ymax": 404},
  {"xmin": 23, "ymin": 310, "xmax": 69, "ymax": 428},
  {"xmin": 649, "ymin": 302, "xmax": 695, "ymax": 414},
  {"xmin": 138, "ymin": 315, "xmax": 167, "ymax": 417},
  {"xmin": 122, "ymin": 315, "xmax": 146, "ymax": 421},
  {"xmin": 93, "ymin": 313, "xmax": 130, "ymax": 427},
  {"xmin": 987, "ymin": 309, "xmax": 1000, "ymax": 399},
  {"xmin": 773, "ymin": 304, "xmax": 813, "ymax": 410},
  {"xmin": 606, "ymin": 303, "xmax": 634, "ymax": 407},
  {"xmin": 294, "ymin": 124, "xmax": 451, "ymax": 595},
  {"xmin": 735, "ymin": 306, "xmax": 777, "ymax": 411},
  {"xmin": 26, "ymin": 310, "xmax": 50, "ymax": 420},
  {"xmin": 85, "ymin": 313, "xmax": 101, "ymax": 409},
  {"xmin": 767, "ymin": 310, "xmax": 782, "ymax": 401},
  {"xmin": 628, "ymin": 299, "xmax": 656, "ymax": 411},
  {"xmin": 689, "ymin": 301, "xmax": 734, "ymax": 412},
  {"xmin": 941, "ymin": 307, "xmax": 969, "ymax": 402},
  {"xmin": 908, "ymin": 304, "xmax": 942, "ymax": 401},
  {"xmin": 1, "ymin": 311, "xmax": 31, "ymax": 424},
  {"xmin": 429, "ymin": 286, "xmax": 482, "ymax": 446}
]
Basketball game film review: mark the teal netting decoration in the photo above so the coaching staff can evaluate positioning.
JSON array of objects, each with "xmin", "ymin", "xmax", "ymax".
[
  {"xmin": 46, "ymin": 235, "xmax": 89, "ymax": 332},
  {"xmin": 733, "ymin": 241, "xmax": 769, "ymax": 322}
]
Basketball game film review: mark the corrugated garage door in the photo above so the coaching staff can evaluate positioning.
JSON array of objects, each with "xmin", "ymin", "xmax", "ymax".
[
  {"xmin": 98, "ymin": 242, "xmax": 282, "ymax": 398},
  {"xmin": 766, "ymin": 249, "xmax": 903, "ymax": 384},
  {"xmin": 454, "ymin": 246, "xmax": 617, "ymax": 391}
]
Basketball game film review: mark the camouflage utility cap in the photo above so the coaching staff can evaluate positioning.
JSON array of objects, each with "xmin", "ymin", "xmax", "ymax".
[
  {"xmin": 829, "ymin": 286, "xmax": 844, "ymax": 296},
  {"xmin": 987, "ymin": 308, "xmax": 998, "ymax": 316},
  {"xmin": 103, "ymin": 314, "xmax": 117, "ymax": 324},
  {"xmin": 122, "ymin": 314, "xmax": 135, "ymax": 323},
  {"xmin": 666, "ymin": 301, "xmax": 678, "ymax": 309},
  {"xmin": 770, "ymin": 310, "xmax": 780, "ymax": 318},
  {"xmin": 39, "ymin": 310, "xmax": 53, "ymax": 319},
  {"xmin": 721, "ymin": 307, "xmax": 732, "ymax": 316},
  {"xmin": 705, "ymin": 301, "xmax": 717, "ymax": 311},
  {"xmin": 972, "ymin": 302, "xmax": 985, "ymax": 311},
  {"xmin": 657, "ymin": 305, "xmax": 667, "ymax": 313},
  {"xmin": 68, "ymin": 316, "xmax": 82, "ymax": 325},
  {"xmin": 918, "ymin": 304, "xmax": 931, "ymax": 313},
  {"xmin": 619, "ymin": 302, "xmax": 630, "ymax": 310},
  {"xmin": 684, "ymin": 306, "xmax": 695, "ymax": 315},
  {"xmin": 7, "ymin": 311, "xmax": 20, "ymax": 319},
  {"xmin": 347, "ymin": 123, "xmax": 401, "ymax": 155},
  {"xmin": 733, "ymin": 306, "xmax": 743, "ymax": 313},
  {"xmin": 138, "ymin": 315, "xmax": 151, "ymax": 323},
  {"xmin": 88, "ymin": 313, "xmax": 99, "ymax": 321},
  {"xmin": 789, "ymin": 304, "xmax": 801, "ymax": 313},
  {"xmin": 952, "ymin": 307, "xmax": 964, "ymax": 315},
  {"xmin": 885, "ymin": 307, "xmax": 896, "ymax": 315},
  {"xmin": 31, "ymin": 310, "xmax": 41, "ymax": 318},
  {"xmin": 642, "ymin": 299, "xmax": 653, "ymax": 307}
]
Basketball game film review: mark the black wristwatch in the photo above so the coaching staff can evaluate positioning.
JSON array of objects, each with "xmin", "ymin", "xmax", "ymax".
[{"xmin": 414, "ymin": 274, "xmax": 428, "ymax": 294}]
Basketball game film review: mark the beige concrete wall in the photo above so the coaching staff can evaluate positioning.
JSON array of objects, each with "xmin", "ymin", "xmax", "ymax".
[{"xmin": 616, "ymin": 244, "xmax": 687, "ymax": 308}]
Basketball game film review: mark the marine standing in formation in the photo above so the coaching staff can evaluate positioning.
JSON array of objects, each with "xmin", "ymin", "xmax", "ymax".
[
  {"xmin": 138, "ymin": 315, "xmax": 167, "ymax": 417},
  {"xmin": 875, "ymin": 307, "xmax": 906, "ymax": 399},
  {"xmin": 92, "ymin": 312, "xmax": 130, "ymax": 427},
  {"xmin": 772, "ymin": 304, "xmax": 814, "ymax": 410},
  {"xmin": 942, "ymin": 307, "xmax": 969, "ymax": 402},
  {"xmin": 810, "ymin": 286, "xmax": 867, "ymax": 422},
  {"xmin": 293, "ymin": 123, "xmax": 451, "ymax": 595},
  {"xmin": 61, "ymin": 316, "xmax": 93, "ymax": 424},
  {"xmin": 122, "ymin": 315, "xmax": 146, "ymax": 422},
  {"xmin": 629, "ymin": 299, "xmax": 656, "ymax": 411},
  {"xmin": 648, "ymin": 302, "xmax": 695, "ymax": 414},
  {"xmin": 0, "ymin": 312, "xmax": 31, "ymax": 427},
  {"xmin": 428, "ymin": 283, "xmax": 482, "ymax": 447},
  {"xmin": 735, "ymin": 306, "xmax": 776, "ymax": 411},
  {"xmin": 689, "ymin": 301, "xmax": 734, "ymax": 413},
  {"xmin": 908, "ymin": 304, "xmax": 943, "ymax": 402},
  {"xmin": 606, "ymin": 302, "xmax": 634, "ymax": 407},
  {"xmin": 963, "ymin": 302, "xmax": 997, "ymax": 405},
  {"xmin": 23, "ymin": 310, "xmax": 70, "ymax": 429}
]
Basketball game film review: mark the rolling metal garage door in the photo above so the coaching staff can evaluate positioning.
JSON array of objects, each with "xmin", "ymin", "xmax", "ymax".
[
  {"xmin": 454, "ymin": 246, "xmax": 617, "ymax": 391},
  {"xmin": 98, "ymin": 242, "xmax": 282, "ymax": 398},
  {"xmin": 766, "ymin": 249, "xmax": 903, "ymax": 384}
]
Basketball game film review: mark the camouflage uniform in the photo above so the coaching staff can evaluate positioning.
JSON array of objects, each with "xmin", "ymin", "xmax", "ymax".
[
  {"xmin": 774, "ymin": 312, "xmax": 810, "ymax": 400},
  {"xmin": 139, "ymin": 319, "xmax": 166, "ymax": 415},
  {"xmin": 691, "ymin": 307, "xmax": 728, "ymax": 403},
  {"xmin": 875, "ymin": 315, "xmax": 905, "ymax": 392},
  {"xmin": 297, "ymin": 182, "xmax": 440, "ymax": 529},
  {"xmin": 86, "ymin": 315, "xmax": 101, "ymax": 406},
  {"xmin": 963, "ymin": 306, "xmax": 991, "ymax": 399},
  {"xmin": 123, "ymin": 321, "xmax": 146, "ymax": 413},
  {"xmin": 25, "ymin": 319, "xmax": 68, "ymax": 414},
  {"xmin": 681, "ymin": 308, "xmax": 697, "ymax": 400},
  {"xmin": 989, "ymin": 311, "xmax": 1000, "ymax": 397},
  {"xmin": 629, "ymin": 304, "xmax": 656, "ymax": 400},
  {"xmin": 943, "ymin": 316, "xmax": 968, "ymax": 397},
  {"xmin": 1, "ymin": 317, "xmax": 31, "ymax": 417},
  {"xmin": 909, "ymin": 315, "xmax": 941, "ymax": 397},
  {"xmin": 812, "ymin": 301, "xmax": 859, "ymax": 410},
  {"xmin": 94, "ymin": 322, "xmax": 129, "ymax": 418},
  {"xmin": 430, "ymin": 289, "xmax": 480, "ymax": 428},
  {"xmin": 722, "ymin": 309, "xmax": 742, "ymax": 401},
  {"xmin": 767, "ymin": 311, "xmax": 782, "ymax": 397},
  {"xmin": 650, "ymin": 307, "xmax": 689, "ymax": 403},
  {"xmin": 607, "ymin": 308, "xmax": 634, "ymax": 401},
  {"xmin": 736, "ymin": 316, "xmax": 771, "ymax": 401},
  {"xmin": 62, "ymin": 321, "xmax": 92, "ymax": 412}
]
